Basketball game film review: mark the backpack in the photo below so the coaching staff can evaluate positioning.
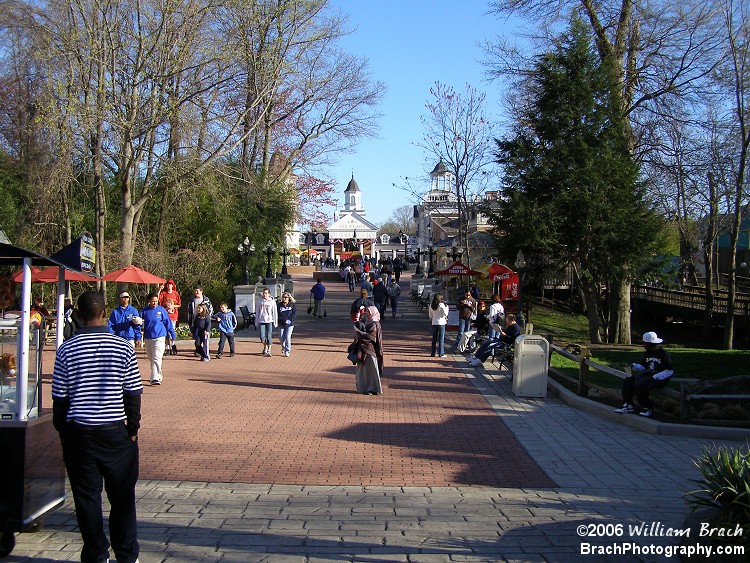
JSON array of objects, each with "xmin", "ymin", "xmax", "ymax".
[{"xmin": 62, "ymin": 309, "xmax": 80, "ymax": 340}]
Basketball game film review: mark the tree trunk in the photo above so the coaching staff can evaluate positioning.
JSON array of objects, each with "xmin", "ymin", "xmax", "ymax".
[
  {"xmin": 581, "ymin": 278, "xmax": 603, "ymax": 343},
  {"xmin": 702, "ymin": 172, "xmax": 718, "ymax": 337},
  {"xmin": 613, "ymin": 279, "xmax": 632, "ymax": 344}
]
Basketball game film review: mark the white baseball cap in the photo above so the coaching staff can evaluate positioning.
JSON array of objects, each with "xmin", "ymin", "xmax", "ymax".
[{"xmin": 642, "ymin": 331, "xmax": 663, "ymax": 344}]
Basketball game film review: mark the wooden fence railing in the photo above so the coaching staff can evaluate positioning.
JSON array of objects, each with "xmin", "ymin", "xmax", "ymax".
[{"xmin": 549, "ymin": 344, "xmax": 749, "ymax": 425}]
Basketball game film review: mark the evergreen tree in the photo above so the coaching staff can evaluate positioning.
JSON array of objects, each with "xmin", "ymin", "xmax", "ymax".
[{"xmin": 488, "ymin": 17, "xmax": 663, "ymax": 343}]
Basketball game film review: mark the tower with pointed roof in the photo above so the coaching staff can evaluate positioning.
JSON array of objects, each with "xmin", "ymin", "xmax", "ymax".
[{"xmin": 342, "ymin": 174, "xmax": 366, "ymax": 216}]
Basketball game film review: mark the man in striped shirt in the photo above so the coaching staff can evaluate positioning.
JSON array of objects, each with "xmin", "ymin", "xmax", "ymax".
[{"xmin": 52, "ymin": 291, "xmax": 143, "ymax": 563}]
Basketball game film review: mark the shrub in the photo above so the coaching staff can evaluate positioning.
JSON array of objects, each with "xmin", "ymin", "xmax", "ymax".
[
  {"xmin": 720, "ymin": 404, "xmax": 748, "ymax": 421},
  {"xmin": 685, "ymin": 445, "xmax": 750, "ymax": 529},
  {"xmin": 697, "ymin": 403, "xmax": 722, "ymax": 420}
]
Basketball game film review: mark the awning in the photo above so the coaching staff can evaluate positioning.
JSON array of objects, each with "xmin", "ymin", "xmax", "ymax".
[{"xmin": 433, "ymin": 261, "xmax": 483, "ymax": 277}]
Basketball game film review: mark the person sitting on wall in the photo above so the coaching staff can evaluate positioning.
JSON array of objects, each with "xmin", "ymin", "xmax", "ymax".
[{"xmin": 614, "ymin": 331, "xmax": 674, "ymax": 419}]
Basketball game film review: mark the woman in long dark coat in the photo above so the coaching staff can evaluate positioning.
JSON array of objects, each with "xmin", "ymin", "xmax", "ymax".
[{"xmin": 353, "ymin": 306, "xmax": 383, "ymax": 395}]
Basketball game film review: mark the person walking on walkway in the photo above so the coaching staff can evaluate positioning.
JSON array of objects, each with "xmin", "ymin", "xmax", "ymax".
[
  {"xmin": 615, "ymin": 331, "xmax": 674, "ymax": 418},
  {"xmin": 108, "ymin": 291, "xmax": 142, "ymax": 347},
  {"xmin": 212, "ymin": 302, "xmax": 237, "ymax": 358},
  {"xmin": 191, "ymin": 303, "xmax": 211, "ymax": 362},
  {"xmin": 52, "ymin": 290, "xmax": 143, "ymax": 563},
  {"xmin": 255, "ymin": 287, "xmax": 278, "ymax": 356},
  {"xmin": 352, "ymin": 305, "xmax": 384, "ymax": 395},
  {"xmin": 158, "ymin": 280, "xmax": 180, "ymax": 354},
  {"xmin": 139, "ymin": 293, "xmax": 176, "ymax": 385},
  {"xmin": 350, "ymin": 288, "xmax": 373, "ymax": 321},
  {"xmin": 455, "ymin": 290, "xmax": 477, "ymax": 349},
  {"xmin": 310, "ymin": 278, "xmax": 326, "ymax": 318},
  {"xmin": 346, "ymin": 268, "xmax": 357, "ymax": 292},
  {"xmin": 387, "ymin": 279, "xmax": 401, "ymax": 318},
  {"xmin": 429, "ymin": 292, "xmax": 449, "ymax": 357},
  {"xmin": 277, "ymin": 292, "xmax": 297, "ymax": 357},
  {"xmin": 372, "ymin": 276, "xmax": 388, "ymax": 318},
  {"xmin": 187, "ymin": 284, "xmax": 213, "ymax": 327},
  {"xmin": 360, "ymin": 274, "xmax": 373, "ymax": 297}
]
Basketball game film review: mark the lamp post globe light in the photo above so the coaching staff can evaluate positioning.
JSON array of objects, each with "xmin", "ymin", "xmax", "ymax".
[
  {"xmin": 450, "ymin": 245, "xmax": 463, "ymax": 263},
  {"xmin": 237, "ymin": 237, "xmax": 255, "ymax": 285},
  {"xmin": 515, "ymin": 249, "xmax": 527, "ymax": 328},
  {"xmin": 399, "ymin": 229, "xmax": 409, "ymax": 270},
  {"xmin": 264, "ymin": 243, "xmax": 276, "ymax": 279}
]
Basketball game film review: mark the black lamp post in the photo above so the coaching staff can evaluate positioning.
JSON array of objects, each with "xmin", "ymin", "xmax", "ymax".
[
  {"xmin": 415, "ymin": 247, "xmax": 423, "ymax": 275},
  {"xmin": 427, "ymin": 246, "xmax": 436, "ymax": 277},
  {"xmin": 264, "ymin": 243, "xmax": 275, "ymax": 279},
  {"xmin": 399, "ymin": 229, "xmax": 409, "ymax": 270},
  {"xmin": 515, "ymin": 249, "xmax": 526, "ymax": 328},
  {"xmin": 281, "ymin": 247, "xmax": 290, "ymax": 275},
  {"xmin": 306, "ymin": 229, "xmax": 318, "ymax": 265},
  {"xmin": 237, "ymin": 237, "xmax": 255, "ymax": 285}
]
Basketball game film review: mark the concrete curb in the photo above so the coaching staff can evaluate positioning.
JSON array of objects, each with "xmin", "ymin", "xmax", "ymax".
[{"xmin": 546, "ymin": 374, "xmax": 750, "ymax": 442}]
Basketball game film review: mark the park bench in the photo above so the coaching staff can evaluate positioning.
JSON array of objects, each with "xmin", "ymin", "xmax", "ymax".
[
  {"xmin": 418, "ymin": 291, "xmax": 432, "ymax": 312},
  {"xmin": 238, "ymin": 306, "xmax": 255, "ymax": 330}
]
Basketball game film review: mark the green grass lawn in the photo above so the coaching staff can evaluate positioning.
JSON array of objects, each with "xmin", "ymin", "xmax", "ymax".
[{"xmin": 528, "ymin": 302, "xmax": 750, "ymax": 385}]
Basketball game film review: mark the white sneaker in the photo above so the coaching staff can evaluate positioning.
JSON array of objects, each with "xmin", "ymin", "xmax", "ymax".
[
  {"xmin": 639, "ymin": 409, "xmax": 653, "ymax": 418},
  {"xmin": 614, "ymin": 404, "xmax": 634, "ymax": 413}
]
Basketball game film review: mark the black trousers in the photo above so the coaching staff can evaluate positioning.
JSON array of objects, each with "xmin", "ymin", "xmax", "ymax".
[
  {"xmin": 622, "ymin": 374, "xmax": 671, "ymax": 410},
  {"xmin": 62, "ymin": 422, "xmax": 139, "ymax": 563}
]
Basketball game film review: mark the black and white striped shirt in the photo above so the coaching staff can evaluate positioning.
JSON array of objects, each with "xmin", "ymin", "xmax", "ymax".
[{"xmin": 52, "ymin": 326, "xmax": 143, "ymax": 426}]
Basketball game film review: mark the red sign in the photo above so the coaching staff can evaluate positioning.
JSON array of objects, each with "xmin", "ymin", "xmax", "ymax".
[{"xmin": 487, "ymin": 263, "xmax": 518, "ymax": 301}]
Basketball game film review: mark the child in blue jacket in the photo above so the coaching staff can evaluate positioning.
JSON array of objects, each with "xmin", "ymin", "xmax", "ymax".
[{"xmin": 212, "ymin": 302, "xmax": 237, "ymax": 358}]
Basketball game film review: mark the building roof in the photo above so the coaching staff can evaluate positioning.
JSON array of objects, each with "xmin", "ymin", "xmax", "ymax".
[
  {"xmin": 430, "ymin": 160, "xmax": 448, "ymax": 176},
  {"xmin": 345, "ymin": 174, "xmax": 360, "ymax": 193}
]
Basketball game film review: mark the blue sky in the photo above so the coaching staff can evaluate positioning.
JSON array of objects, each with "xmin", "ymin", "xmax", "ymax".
[{"xmin": 324, "ymin": 1, "xmax": 513, "ymax": 226}]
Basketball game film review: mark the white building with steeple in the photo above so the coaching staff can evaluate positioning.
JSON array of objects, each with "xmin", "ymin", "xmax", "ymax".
[{"xmin": 326, "ymin": 175, "xmax": 378, "ymax": 260}]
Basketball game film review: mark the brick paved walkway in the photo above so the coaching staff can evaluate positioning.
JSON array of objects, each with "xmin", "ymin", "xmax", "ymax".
[
  {"xmin": 10, "ymin": 272, "xmax": 744, "ymax": 562},
  {"xmin": 137, "ymin": 274, "xmax": 554, "ymax": 488}
]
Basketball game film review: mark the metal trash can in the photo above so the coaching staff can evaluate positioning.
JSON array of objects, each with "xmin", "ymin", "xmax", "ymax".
[{"xmin": 512, "ymin": 335, "xmax": 550, "ymax": 398}]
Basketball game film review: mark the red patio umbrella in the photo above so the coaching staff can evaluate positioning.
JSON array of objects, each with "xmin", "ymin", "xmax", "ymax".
[
  {"xmin": 11, "ymin": 266, "xmax": 44, "ymax": 283},
  {"xmin": 102, "ymin": 265, "xmax": 166, "ymax": 284},
  {"xmin": 35, "ymin": 266, "xmax": 99, "ymax": 283}
]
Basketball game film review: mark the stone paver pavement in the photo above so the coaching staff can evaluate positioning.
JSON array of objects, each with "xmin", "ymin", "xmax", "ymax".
[{"xmin": 7, "ymin": 273, "xmax": 747, "ymax": 562}]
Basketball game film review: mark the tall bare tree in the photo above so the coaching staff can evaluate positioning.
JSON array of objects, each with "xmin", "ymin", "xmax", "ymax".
[{"xmin": 418, "ymin": 82, "xmax": 495, "ymax": 261}]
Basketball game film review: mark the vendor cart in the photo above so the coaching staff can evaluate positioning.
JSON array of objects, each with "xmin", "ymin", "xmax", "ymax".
[{"xmin": 0, "ymin": 238, "xmax": 96, "ymax": 557}]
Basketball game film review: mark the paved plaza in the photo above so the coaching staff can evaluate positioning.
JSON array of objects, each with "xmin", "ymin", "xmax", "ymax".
[{"xmin": 8, "ymin": 273, "xmax": 748, "ymax": 562}]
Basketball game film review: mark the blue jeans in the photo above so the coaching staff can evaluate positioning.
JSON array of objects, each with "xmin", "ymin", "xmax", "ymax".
[
  {"xmin": 217, "ymin": 332, "xmax": 235, "ymax": 355},
  {"xmin": 457, "ymin": 318, "xmax": 471, "ymax": 343},
  {"xmin": 279, "ymin": 324, "xmax": 295, "ymax": 354},
  {"xmin": 431, "ymin": 324, "xmax": 445, "ymax": 356},
  {"xmin": 259, "ymin": 323, "xmax": 273, "ymax": 345}
]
